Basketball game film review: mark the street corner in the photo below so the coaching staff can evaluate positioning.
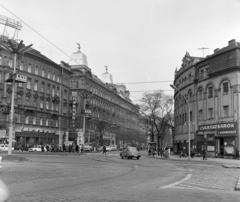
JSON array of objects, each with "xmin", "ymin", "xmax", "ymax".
[
  {"xmin": 235, "ymin": 177, "xmax": 240, "ymax": 191},
  {"xmin": 222, "ymin": 165, "xmax": 240, "ymax": 169}
]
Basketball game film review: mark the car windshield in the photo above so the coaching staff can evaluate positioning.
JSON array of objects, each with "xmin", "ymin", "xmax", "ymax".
[{"xmin": 128, "ymin": 147, "xmax": 137, "ymax": 152}]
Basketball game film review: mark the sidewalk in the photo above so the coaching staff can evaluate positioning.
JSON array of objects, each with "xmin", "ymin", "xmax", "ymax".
[{"xmin": 141, "ymin": 151, "xmax": 240, "ymax": 168}]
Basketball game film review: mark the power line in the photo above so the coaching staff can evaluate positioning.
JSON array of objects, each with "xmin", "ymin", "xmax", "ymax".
[
  {"xmin": 115, "ymin": 80, "xmax": 173, "ymax": 85},
  {"xmin": 0, "ymin": 4, "xmax": 77, "ymax": 64}
]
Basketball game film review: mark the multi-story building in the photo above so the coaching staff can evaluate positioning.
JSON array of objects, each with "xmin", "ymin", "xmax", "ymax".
[
  {"xmin": 0, "ymin": 38, "xmax": 144, "ymax": 149},
  {"xmin": 173, "ymin": 39, "xmax": 240, "ymax": 158}
]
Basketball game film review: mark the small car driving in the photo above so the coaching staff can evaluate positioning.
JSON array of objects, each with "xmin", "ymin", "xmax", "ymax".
[{"xmin": 120, "ymin": 146, "xmax": 141, "ymax": 159}]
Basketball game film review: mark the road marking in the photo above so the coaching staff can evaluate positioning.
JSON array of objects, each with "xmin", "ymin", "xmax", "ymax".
[{"xmin": 161, "ymin": 174, "xmax": 192, "ymax": 188}]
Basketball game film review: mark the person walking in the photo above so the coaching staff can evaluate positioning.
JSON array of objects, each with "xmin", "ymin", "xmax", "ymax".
[
  {"xmin": 102, "ymin": 145, "xmax": 107, "ymax": 155},
  {"xmin": 235, "ymin": 148, "xmax": 239, "ymax": 160},
  {"xmin": 203, "ymin": 149, "xmax": 207, "ymax": 160}
]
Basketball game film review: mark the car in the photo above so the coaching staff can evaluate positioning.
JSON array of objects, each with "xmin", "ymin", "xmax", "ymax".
[
  {"xmin": 28, "ymin": 145, "xmax": 46, "ymax": 152},
  {"xmin": 83, "ymin": 143, "xmax": 93, "ymax": 151},
  {"xmin": 106, "ymin": 146, "xmax": 113, "ymax": 151},
  {"xmin": 120, "ymin": 146, "xmax": 141, "ymax": 160},
  {"xmin": 0, "ymin": 144, "xmax": 14, "ymax": 152}
]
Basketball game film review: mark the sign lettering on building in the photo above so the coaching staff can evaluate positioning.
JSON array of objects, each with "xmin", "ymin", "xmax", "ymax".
[{"xmin": 15, "ymin": 74, "xmax": 27, "ymax": 83}]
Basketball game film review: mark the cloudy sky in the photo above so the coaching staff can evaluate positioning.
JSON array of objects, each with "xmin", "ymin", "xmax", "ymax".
[{"xmin": 1, "ymin": 0, "xmax": 240, "ymax": 103}]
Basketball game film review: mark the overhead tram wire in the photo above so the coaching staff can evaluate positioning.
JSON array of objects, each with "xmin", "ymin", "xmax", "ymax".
[
  {"xmin": 0, "ymin": 4, "xmax": 80, "ymax": 65},
  {"xmin": 115, "ymin": 80, "xmax": 173, "ymax": 85}
]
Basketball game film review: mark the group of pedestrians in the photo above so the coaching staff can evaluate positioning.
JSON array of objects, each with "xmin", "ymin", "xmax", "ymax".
[
  {"xmin": 62, "ymin": 143, "xmax": 84, "ymax": 153},
  {"xmin": 147, "ymin": 146, "xmax": 171, "ymax": 157}
]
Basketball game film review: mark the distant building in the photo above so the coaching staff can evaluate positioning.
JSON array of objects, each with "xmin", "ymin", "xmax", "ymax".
[{"xmin": 173, "ymin": 39, "xmax": 240, "ymax": 158}]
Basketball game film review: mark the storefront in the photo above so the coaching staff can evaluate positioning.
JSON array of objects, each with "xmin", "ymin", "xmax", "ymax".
[
  {"xmin": 15, "ymin": 126, "xmax": 59, "ymax": 149},
  {"xmin": 198, "ymin": 122, "xmax": 237, "ymax": 158}
]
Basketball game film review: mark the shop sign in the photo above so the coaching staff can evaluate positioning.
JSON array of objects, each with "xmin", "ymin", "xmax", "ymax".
[
  {"xmin": 199, "ymin": 122, "xmax": 237, "ymax": 131},
  {"xmin": 15, "ymin": 74, "xmax": 27, "ymax": 83}
]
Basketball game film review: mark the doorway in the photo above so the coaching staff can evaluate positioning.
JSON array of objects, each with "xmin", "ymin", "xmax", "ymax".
[{"xmin": 216, "ymin": 138, "xmax": 224, "ymax": 157}]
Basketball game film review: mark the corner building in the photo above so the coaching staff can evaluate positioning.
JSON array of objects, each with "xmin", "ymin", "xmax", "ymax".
[{"xmin": 173, "ymin": 39, "xmax": 240, "ymax": 158}]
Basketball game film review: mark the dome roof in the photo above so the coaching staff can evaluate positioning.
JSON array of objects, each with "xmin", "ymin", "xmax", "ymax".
[
  {"xmin": 101, "ymin": 66, "xmax": 113, "ymax": 84},
  {"xmin": 69, "ymin": 44, "xmax": 88, "ymax": 66}
]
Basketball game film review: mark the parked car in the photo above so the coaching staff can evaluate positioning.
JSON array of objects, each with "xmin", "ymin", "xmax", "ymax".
[
  {"xmin": 28, "ymin": 145, "xmax": 46, "ymax": 152},
  {"xmin": 120, "ymin": 146, "xmax": 141, "ymax": 160},
  {"xmin": 0, "ymin": 144, "xmax": 14, "ymax": 152},
  {"xmin": 106, "ymin": 145, "xmax": 117, "ymax": 151},
  {"xmin": 84, "ymin": 143, "xmax": 93, "ymax": 151}
]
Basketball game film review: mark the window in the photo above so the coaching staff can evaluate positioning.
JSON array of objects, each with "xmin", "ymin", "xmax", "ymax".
[
  {"xmin": 25, "ymin": 116, "xmax": 29, "ymax": 124},
  {"xmin": 199, "ymin": 110, "xmax": 203, "ymax": 120},
  {"xmin": 40, "ymin": 100, "xmax": 43, "ymax": 108},
  {"xmin": 35, "ymin": 66, "xmax": 38, "ymax": 75},
  {"xmin": 40, "ymin": 118, "xmax": 43, "ymax": 126},
  {"xmin": 56, "ymin": 103, "xmax": 59, "ymax": 112},
  {"xmin": 42, "ymin": 69, "xmax": 45, "ymax": 77},
  {"xmin": 33, "ymin": 117, "xmax": 36, "ymax": 125},
  {"xmin": 57, "ymin": 76, "xmax": 60, "ymax": 83},
  {"xmin": 16, "ymin": 114, "xmax": 21, "ymax": 123},
  {"xmin": 8, "ymin": 59, "xmax": 13, "ymax": 68},
  {"xmin": 26, "ymin": 97, "xmax": 30, "ymax": 106},
  {"xmin": 47, "ymin": 84, "xmax": 50, "ymax": 94},
  {"xmin": 198, "ymin": 89, "xmax": 203, "ymax": 100},
  {"xmin": 47, "ymin": 71, "xmax": 50, "ymax": 79},
  {"xmin": 223, "ymin": 82, "xmax": 229, "ymax": 94},
  {"xmin": 57, "ymin": 87, "xmax": 59, "ymax": 96},
  {"xmin": 52, "ymin": 86, "xmax": 55, "ymax": 97},
  {"xmin": 28, "ymin": 64, "xmax": 32, "ymax": 73},
  {"xmin": 34, "ymin": 81, "xmax": 38, "ymax": 91},
  {"xmin": 41, "ymin": 82, "xmax": 45, "ymax": 92},
  {"xmin": 185, "ymin": 113, "xmax": 187, "ymax": 123},
  {"xmin": 0, "ymin": 56, "xmax": 2, "ymax": 65},
  {"xmin": 56, "ymin": 120, "xmax": 58, "ymax": 127},
  {"xmin": 46, "ymin": 101, "xmax": 49, "ymax": 110},
  {"xmin": 208, "ymin": 86, "xmax": 213, "ymax": 98},
  {"xmin": 53, "ymin": 73, "xmax": 55, "ymax": 81},
  {"xmin": 46, "ymin": 119, "xmax": 49, "ymax": 126},
  {"xmin": 52, "ymin": 103, "xmax": 54, "ymax": 111},
  {"xmin": 208, "ymin": 108, "xmax": 213, "ymax": 119},
  {"xmin": 223, "ymin": 105, "xmax": 229, "ymax": 117},
  {"xmin": 27, "ymin": 80, "xmax": 31, "ymax": 89},
  {"xmin": 18, "ymin": 83, "xmax": 23, "ymax": 88},
  {"xmin": 20, "ymin": 62, "xmax": 23, "ymax": 70}
]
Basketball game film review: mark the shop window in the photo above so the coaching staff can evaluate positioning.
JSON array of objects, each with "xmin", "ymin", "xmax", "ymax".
[
  {"xmin": 223, "ymin": 105, "xmax": 229, "ymax": 117},
  {"xmin": 223, "ymin": 82, "xmax": 229, "ymax": 94},
  {"xmin": 208, "ymin": 86, "xmax": 213, "ymax": 98},
  {"xmin": 224, "ymin": 138, "xmax": 235, "ymax": 155}
]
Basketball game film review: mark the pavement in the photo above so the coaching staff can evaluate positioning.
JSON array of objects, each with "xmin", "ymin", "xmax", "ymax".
[{"xmin": 142, "ymin": 151, "xmax": 240, "ymax": 168}]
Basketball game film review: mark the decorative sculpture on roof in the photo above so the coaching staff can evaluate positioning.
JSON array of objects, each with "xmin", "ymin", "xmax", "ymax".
[{"xmin": 76, "ymin": 43, "xmax": 81, "ymax": 51}]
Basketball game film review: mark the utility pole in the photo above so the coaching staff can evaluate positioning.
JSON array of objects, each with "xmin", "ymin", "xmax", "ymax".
[{"xmin": 198, "ymin": 47, "xmax": 209, "ymax": 57}]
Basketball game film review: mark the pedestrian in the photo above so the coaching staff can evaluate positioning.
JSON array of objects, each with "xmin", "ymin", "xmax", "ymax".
[
  {"xmin": 148, "ymin": 146, "xmax": 151, "ymax": 156},
  {"xmin": 191, "ymin": 147, "xmax": 194, "ymax": 158},
  {"xmin": 21, "ymin": 144, "xmax": 24, "ymax": 152},
  {"xmin": 151, "ymin": 147, "xmax": 155, "ymax": 157},
  {"xmin": 41, "ymin": 144, "xmax": 44, "ymax": 152},
  {"xmin": 236, "ymin": 148, "xmax": 239, "ymax": 160},
  {"xmin": 102, "ymin": 145, "xmax": 107, "ymax": 155},
  {"xmin": 46, "ymin": 144, "xmax": 49, "ymax": 152},
  {"xmin": 203, "ymin": 149, "xmax": 207, "ymax": 160},
  {"xmin": 63, "ymin": 144, "xmax": 66, "ymax": 152}
]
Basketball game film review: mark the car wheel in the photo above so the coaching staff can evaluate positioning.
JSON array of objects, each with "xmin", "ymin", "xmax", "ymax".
[
  {"xmin": 137, "ymin": 157, "xmax": 139, "ymax": 160},
  {"xmin": 34, "ymin": 150, "xmax": 37, "ymax": 152}
]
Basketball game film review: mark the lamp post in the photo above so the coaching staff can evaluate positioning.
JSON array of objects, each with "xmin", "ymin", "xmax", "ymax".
[
  {"xmin": 170, "ymin": 84, "xmax": 191, "ymax": 160},
  {"xmin": 0, "ymin": 40, "xmax": 32, "ymax": 155}
]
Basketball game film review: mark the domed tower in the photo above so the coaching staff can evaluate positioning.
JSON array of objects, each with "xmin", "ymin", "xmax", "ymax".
[
  {"xmin": 101, "ymin": 66, "xmax": 113, "ymax": 84},
  {"xmin": 69, "ymin": 43, "xmax": 90, "ymax": 73}
]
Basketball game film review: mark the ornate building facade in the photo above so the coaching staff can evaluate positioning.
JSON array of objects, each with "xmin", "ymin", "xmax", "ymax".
[
  {"xmin": 0, "ymin": 38, "xmax": 144, "ymax": 149},
  {"xmin": 173, "ymin": 39, "xmax": 240, "ymax": 158}
]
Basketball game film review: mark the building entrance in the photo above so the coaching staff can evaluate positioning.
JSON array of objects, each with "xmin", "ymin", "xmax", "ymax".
[{"xmin": 215, "ymin": 138, "xmax": 224, "ymax": 157}]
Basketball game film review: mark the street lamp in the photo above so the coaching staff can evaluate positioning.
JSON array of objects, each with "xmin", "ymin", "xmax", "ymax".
[
  {"xmin": 0, "ymin": 40, "xmax": 32, "ymax": 155},
  {"xmin": 170, "ymin": 84, "xmax": 191, "ymax": 160}
]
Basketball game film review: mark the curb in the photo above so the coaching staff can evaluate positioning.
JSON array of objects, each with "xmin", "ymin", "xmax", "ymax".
[
  {"xmin": 235, "ymin": 177, "xmax": 240, "ymax": 191},
  {"xmin": 222, "ymin": 165, "xmax": 240, "ymax": 169}
]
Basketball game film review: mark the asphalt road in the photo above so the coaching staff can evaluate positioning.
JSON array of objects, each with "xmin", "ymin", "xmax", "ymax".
[{"xmin": 0, "ymin": 151, "xmax": 240, "ymax": 202}]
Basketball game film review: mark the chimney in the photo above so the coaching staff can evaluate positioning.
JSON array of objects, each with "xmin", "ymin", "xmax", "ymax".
[
  {"xmin": 214, "ymin": 48, "xmax": 219, "ymax": 53},
  {"xmin": 228, "ymin": 39, "xmax": 236, "ymax": 46}
]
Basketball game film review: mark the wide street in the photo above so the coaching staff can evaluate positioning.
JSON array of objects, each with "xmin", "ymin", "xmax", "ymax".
[{"xmin": 0, "ymin": 151, "xmax": 240, "ymax": 202}]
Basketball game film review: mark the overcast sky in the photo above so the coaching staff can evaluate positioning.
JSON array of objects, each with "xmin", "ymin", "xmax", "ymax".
[{"xmin": 1, "ymin": 0, "xmax": 240, "ymax": 103}]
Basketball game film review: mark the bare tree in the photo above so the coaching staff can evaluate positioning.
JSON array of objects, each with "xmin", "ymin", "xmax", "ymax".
[
  {"xmin": 140, "ymin": 90, "xmax": 173, "ymax": 148},
  {"xmin": 95, "ymin": 120, "xmax": 110, "ymax": 146}
]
